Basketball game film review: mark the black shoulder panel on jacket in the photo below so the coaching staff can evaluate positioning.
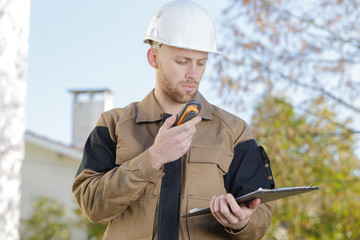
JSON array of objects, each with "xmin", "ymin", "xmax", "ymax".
[
  {"xmin": 75, "ymin": 126, "xmax": 117, "ymax": 177},
  {"xmin": 224, "ymin": 139, "xmax": 271, "ymax": 197}
]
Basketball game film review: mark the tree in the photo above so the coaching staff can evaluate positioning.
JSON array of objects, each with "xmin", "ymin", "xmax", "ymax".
[
  {"xmin": 251, "ymin": 95, "xmax": 360, "ymax": 239},
  {"xmin": 20, "ymin": 196, "xmax": 107, "ymax": 240},
  {"xmin": 209, "ymin": 1, "xmax": 360, "ymax": 237},
  {"xmin": 20, "ymin": 196, "xmax": 73, "ymax": 240},
  {"xmin": 210, "ymin": 0, "xmax": 360, "ymax": 133},
  {"xmin": 0, "ymin": 0, "xmax": 31, "ymax": 239}
]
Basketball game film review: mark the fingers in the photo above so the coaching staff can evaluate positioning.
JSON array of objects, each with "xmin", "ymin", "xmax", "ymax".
[
  {"xmin": 149, "ymin": 115, "xmax": 201, "ymax": 169},
  {"xmin": 226, "ymin": 194, "xmax": 260, "ymax": 210},
  {"xmin": 226, "ymin": 194, "xmax": 259, "ymax": 220},
  {"xmin": 210, "ymin": 194, "xmax": 260, "ymax": 230},
  {"xmin": 181, "ymin": 115, "xmax": 202, "ymax": 128},
  {"xmin": 162, "ymin": 115, "xmax": 201, "ymax": 131},
  {"xmin": 247, "ymin": 198, "xmax": 260, "ymax": 209},
  {"xmin": 162, "ymin": 114, "xmax": 177, "ymax": 129},
  {"xmin": 164, "ymin": 115, "xmax": 201, "ymax": 143},
  {"xmin": 210, "ymin": 195, "xmax": 235, "ymax": 225}
]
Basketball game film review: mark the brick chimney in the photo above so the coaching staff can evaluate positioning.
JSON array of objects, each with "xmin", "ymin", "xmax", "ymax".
[{"xmin": 69, "ymin": 89, "xmax": 113, "ymax": 148}]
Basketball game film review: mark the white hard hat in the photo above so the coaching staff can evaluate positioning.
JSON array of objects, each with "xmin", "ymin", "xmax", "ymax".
[{"xmin": 143, "ymin": 0, "xmax": 219, "ymax": 53}]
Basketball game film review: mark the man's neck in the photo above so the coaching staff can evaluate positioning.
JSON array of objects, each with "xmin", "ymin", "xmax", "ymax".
[{"xmin": 154, "ymin": 89, "xmax": 184, "ymax": 115}]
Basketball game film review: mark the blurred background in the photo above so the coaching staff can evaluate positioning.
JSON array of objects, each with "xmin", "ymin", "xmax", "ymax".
[{"xmin": 1, "ymin": 0, "xmax": 360, "ymax": 239}]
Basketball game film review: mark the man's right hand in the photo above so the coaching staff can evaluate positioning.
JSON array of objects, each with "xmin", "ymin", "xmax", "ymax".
[{"xmin": 148, "ymin": 114, "xmax": 202, "ymax": 169}]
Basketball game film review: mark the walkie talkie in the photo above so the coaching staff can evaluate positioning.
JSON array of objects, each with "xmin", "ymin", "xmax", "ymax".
[{"xmin": 172, "ymin": 100, "xmax": 202, "ymax": 127}]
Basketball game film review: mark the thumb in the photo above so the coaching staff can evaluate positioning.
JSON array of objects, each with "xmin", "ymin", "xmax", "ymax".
[
  {"xmin": 162, "ymin": 114, "xmax": 177, "ymax": 129},
  {"xmin": 248, "ymin": 198, "xmax": 261, "ymax": 209}
]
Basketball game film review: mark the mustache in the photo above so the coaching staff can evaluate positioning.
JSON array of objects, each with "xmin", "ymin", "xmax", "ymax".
[{"xmin": 181, "ymin": 80, "xmax": 199, "ymax": 85}]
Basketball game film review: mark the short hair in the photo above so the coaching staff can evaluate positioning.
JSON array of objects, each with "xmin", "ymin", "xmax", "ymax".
[{"xmin": 147, "ymin": 40, "xmax": 162, "ymax": 49}]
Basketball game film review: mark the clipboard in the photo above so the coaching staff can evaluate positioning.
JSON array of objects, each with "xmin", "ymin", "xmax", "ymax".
[{"xmin": 182, "ymin": 185, "xmax": 320, "ymax": 218}]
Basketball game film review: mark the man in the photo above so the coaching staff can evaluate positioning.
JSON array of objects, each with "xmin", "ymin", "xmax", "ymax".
[{"xmin": 72, "ymin": 0, "xmax": 274, "ymax": 239}]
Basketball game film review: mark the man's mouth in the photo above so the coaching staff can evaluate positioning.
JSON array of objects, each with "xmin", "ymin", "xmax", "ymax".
[{"xmin": 181, "ymin": 81, "xmax": 198, "ymax": 91}]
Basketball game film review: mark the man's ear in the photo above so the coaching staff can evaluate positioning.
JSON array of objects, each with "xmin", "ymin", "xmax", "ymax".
[{"xmin": 147, "ymin": 48, "xmax": 159, "ymax": 69}]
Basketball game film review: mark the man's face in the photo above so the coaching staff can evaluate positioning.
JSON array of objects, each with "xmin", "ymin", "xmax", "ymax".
[{"xmin": 155, "ymin": 45, "xmax": 208, "ymax": 103}]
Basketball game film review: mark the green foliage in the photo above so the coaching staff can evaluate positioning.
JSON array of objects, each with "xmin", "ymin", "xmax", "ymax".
[
  {"xmin": 213, "ymin": 1, "xmax": 360, "ymax": 236},
  {"xmin": 20, "ymin": 196, "xmax": 107, "ymax": 240},
  {"xmin": 20, "ymin": 196, "xmax": 72, "ymax": 240},
  {"xmin": 251, "ymin": 96, "xmax": 360, "ymax": 239}
]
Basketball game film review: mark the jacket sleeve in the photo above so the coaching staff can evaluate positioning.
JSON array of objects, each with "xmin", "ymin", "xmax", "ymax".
[
  {"xmin": 72, "ymin": 114, "xmax": 164, "ymax": 223},
  {"xmin": 224, "ymin": 139, "xmax": 275, "ymax": 240}
]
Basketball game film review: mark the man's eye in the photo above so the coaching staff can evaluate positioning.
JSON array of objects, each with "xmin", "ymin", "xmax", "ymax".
[{"xmin": 176, "ymin": 60, "xmax": 187, "ymax": 65}]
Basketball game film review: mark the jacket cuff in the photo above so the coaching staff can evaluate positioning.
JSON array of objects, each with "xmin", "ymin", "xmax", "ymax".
[
  {"xmin": 224, "ymin": 202, "xmax": 274, "ymax": 240},
  {"xmin": 131, "ymin": 149, "xmax": 165, "ymax": 183},
  {"xmin": 224, "ymin": 217, "xmax": 258, "ymax": 239}
]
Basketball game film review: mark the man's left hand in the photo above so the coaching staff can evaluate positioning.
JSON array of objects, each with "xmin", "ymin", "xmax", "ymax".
[{"xmin": 210, "ymin": 193, "xmax": 260, "ymax": 231}]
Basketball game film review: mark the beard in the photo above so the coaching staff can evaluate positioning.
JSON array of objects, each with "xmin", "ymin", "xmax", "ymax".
[{"xmin": 158, "ymin": 74, "xmax": 199, "ymax": 104}]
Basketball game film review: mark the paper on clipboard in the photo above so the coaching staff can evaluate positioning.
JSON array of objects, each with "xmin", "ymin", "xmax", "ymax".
[{"xmin": 182, "ymin": 185, "xmax": 320, "ymax": 218}]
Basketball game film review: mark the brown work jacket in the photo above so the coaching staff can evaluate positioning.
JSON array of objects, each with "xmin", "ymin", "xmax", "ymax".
[{"xmin": 72, "ymin": 90, "xmax": 274, "ymax": 239}]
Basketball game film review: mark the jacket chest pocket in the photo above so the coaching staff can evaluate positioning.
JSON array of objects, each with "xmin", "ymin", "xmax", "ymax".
[{"xmin": 187, "ymin": 146, "xmax": 233, "ymax": 199}]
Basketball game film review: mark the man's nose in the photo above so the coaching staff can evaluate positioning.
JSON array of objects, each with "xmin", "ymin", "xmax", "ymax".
[{"xmin": 185, "ymin": 65, "xmax": 198, "ymax": 80}]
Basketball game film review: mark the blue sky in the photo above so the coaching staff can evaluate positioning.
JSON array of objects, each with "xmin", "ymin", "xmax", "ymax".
[{"xmin": 26, "ymin": 0, "xmax": 233, "ymax": 145}]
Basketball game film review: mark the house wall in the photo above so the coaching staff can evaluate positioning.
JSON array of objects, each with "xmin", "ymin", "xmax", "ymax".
[{"xmin": 21, "ymin": 141, "xmax": 81, "ymax": 219}]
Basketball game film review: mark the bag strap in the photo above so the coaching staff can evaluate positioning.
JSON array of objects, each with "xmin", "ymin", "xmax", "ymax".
[{"xmin": 258, "ymin": 146, "xmax": 276, "ymax": 189}]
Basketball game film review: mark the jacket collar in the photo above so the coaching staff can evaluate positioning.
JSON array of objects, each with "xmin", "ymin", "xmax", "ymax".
[{"xmin": 136, "ymin": 89, "xmax": 213, "ymax": 124}]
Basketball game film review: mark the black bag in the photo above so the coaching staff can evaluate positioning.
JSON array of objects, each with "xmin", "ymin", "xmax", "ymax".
[{"xmin": 258, "ymin": 146, "xmax": 276, "ymax": 189}]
